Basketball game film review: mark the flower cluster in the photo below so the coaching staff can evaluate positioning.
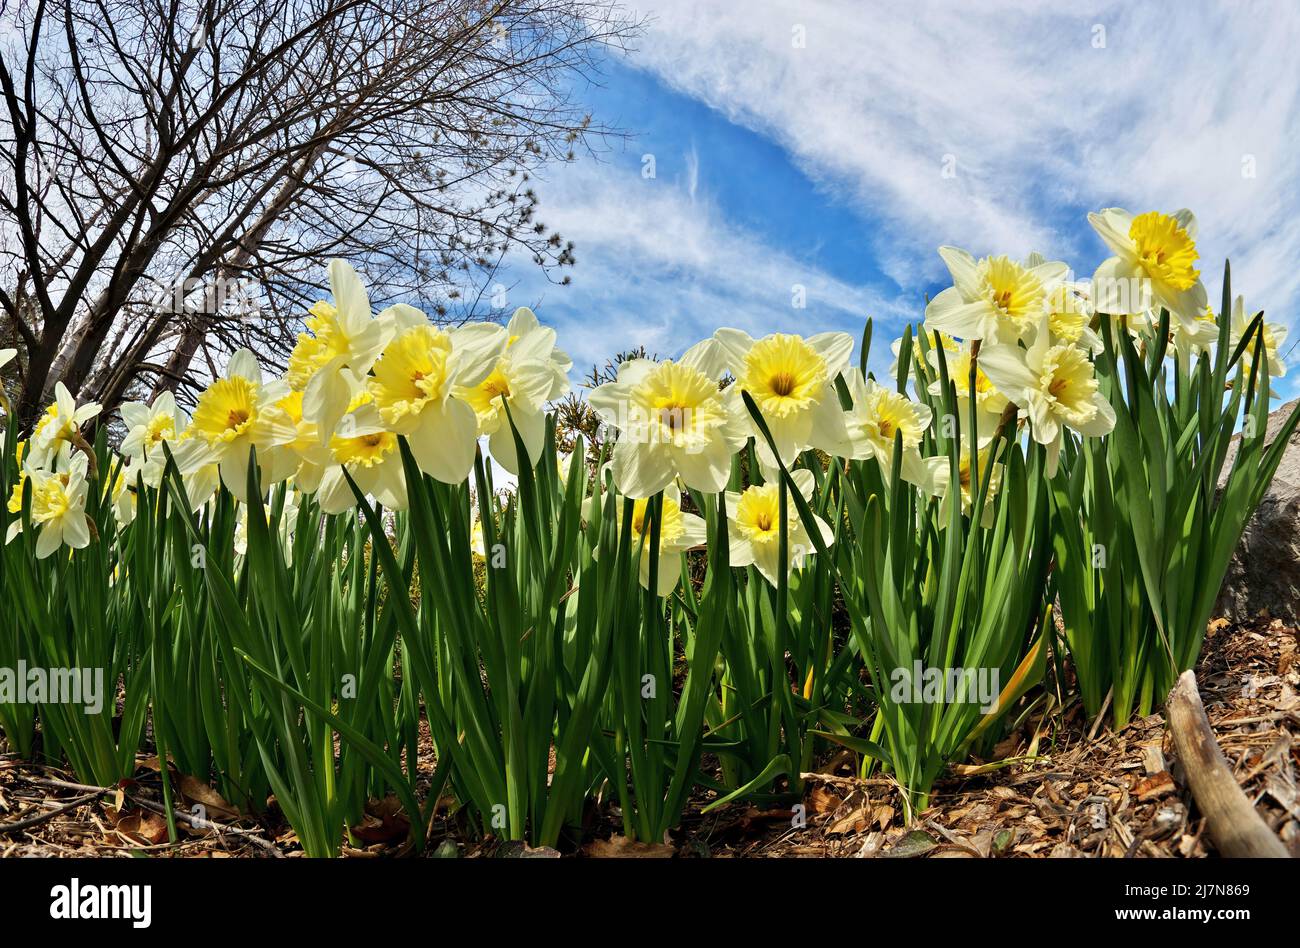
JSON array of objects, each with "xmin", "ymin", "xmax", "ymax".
[{"xmin": 1, "ymin": 208, "xmax": 1287, "ymax": 579}]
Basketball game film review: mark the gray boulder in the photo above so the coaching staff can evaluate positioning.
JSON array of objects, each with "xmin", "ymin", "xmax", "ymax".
[{"xmin": 1216, "ymin": 398, "xmax": 1300, "ymax": 623}]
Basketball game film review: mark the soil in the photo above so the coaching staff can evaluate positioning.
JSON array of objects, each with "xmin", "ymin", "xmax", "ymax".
[{"xmin": 2, "ymin": 612, "xmax": 1296, "ymax": 858}]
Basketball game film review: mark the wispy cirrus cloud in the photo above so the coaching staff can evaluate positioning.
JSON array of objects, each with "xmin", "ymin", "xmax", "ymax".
[
  {"xmin": 621, "ymin": 0, "xmax": 1300, "ymax": 331},
  {"xmin": 517, "ymin": 158, "xmax": 906, "ymax": 371},
  {"xmin": 506, "ymin": 1, "xmax": 1300, "ymax": 390}
]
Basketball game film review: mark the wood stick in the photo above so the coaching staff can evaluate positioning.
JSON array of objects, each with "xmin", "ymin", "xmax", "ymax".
[
  {"xmin": 1166, "ymin": 670, "xmax": 1289, "ymax": 858},
  {"xmin": 0, "ymin": 790, "xmax": 107, "ymax": 835}
]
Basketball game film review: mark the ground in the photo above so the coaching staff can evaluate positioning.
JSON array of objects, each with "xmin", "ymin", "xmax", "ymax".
[{"xmin": 2, "ymin": 614, "xmax": 1296, "ymax": 858}]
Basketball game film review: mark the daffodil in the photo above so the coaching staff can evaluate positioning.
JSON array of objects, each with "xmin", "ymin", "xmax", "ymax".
[
  {"xmin": 234, "ymin": 492, "xmax": 301, "ymax": 564},
  {"xmin": 167, "ymin": 437, "xmax": 222, "ymax": 512},
  {"xmin": 0, "ymin": 347, "xmax": 15, "ymax": 413},
  {"xmin": 924, "ymin": 248, "xmax": 1068, "ymax": 345},
  {"xmin": 977, "ymin": 318, "xmax": 1116, "ymax": 475},
  {"xmin": 288, "ymin": 260, "xmax": 394, "ymax": 440},
  {"xmin": 588, "ymin": 338, "xmax": 748, "ymax": 498},
  {"xmin": 109, "ymin": 462, "xmax": 139, "ymax": 528},
  {"xmin": 841, "ymin": 370, "xmax": 932, "ymax": 482},
  {"xmin": 1042, "ymin": 279, "xmax": 1102, "ymax": 354},
  {"xmin": 120, "ymin": 391, "xmax": 188, "ymax": 460},
  {"xmin": 449, "ymin": 307, "xmax": 569, "ymax": 475},
  {"xmin": 1088, "ymin": 208, "xmax": 1207, "ymax": 323},
  {"xmin": 891, "ymin": 330, "xmax": 957, "ymax": 384},
  {"xmin": 28, "ymin": 382, "xmax": 101, "ymax": 470},
  {"xmin": 926, "ymin": 339, "xmax": 1011, "ymax": 445},
  {"xmin": 260, "ymin": 389, "xmax": 334, "ymax": 492},
  {"xmin": 5, "ymin": 454, "xmax": 92, "ymax": 558},
  {"xmin": 586, "ymin": 483, "xmax": 706, "ymax": 595},
  {"xmin": 188, "ymin": 349, "xmax": 297, "ymax": 500},
  {"xmin": 367, "ymin": 315, "xmax": 505, "ymax": 484},
  {"xmin": 627, "ymin": 485, "xmax": 706, "ymax": 595},
  {"xmin": 470, "ymin": 512, "xmax": 487, "ymax": 559},
  {"xmin": 1228, "ymin": 295, "xmax": 1288, "ymax": 380},
  {"xmin": 315, "ymin": 403, "xmax": 408, "ymax": 514},
  {"xmin": 725, "ymin": 469, "xmax": 833, "ymax": 587},
  {"xmin": 714, "ymin": 329, "xmax": 853, "ymax": 468},
  {"xmin": 504, "ymin": 307, "xmax": 572, "ymax": 400},
  {"xmin": 919, "ymin": 439, "xmax": 1004, "ymax": 527},
  {"xmin": 1168, "ymin": 306, "xmax": 1220, "ymax": 373},
  {"xmin": 108, "ymin": 451, "xmax": 159, "ymax": 526}
]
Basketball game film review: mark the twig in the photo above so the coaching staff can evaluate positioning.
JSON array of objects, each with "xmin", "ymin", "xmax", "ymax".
[
  {"xmin": 1167, "ymin": 670, "xmax": 1290, "ymax": 858},
  {"xmin": 0, "ymin": 790, "xmax": 107, "ymax": 835},
  {"xmin": 24, "ymin": 775, "xmax": 282, "ymax": 856},
  {"xmin": 128, "ymin": 796, "xmax": 283, "ymax": 857}
]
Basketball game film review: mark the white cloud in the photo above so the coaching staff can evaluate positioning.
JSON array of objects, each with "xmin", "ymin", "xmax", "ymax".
[
  {"xmin": 522, "ymin": 160, "xmax": 907, "ymax": 371},
  {"xmin": 624, "ymin": 0, "xmax": 1300, "ymax": 341}
]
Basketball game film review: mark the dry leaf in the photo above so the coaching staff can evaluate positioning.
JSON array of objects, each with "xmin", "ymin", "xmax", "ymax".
[
  {"xmin": 350, "ymin": 795, "xmax": 411, "ymax": 845},
  {"xmin": 178, "ymin": 774, "xmax": 240, "ymax": 821},
  {"xmin": 1134, "ymin": 771, "xmax": 1176, "ymax": 800},
  {"xmin": 104, "ymin": 807, "xmax": 169, "ymax": 845},
  {"xmin": 807, "ymin": 785, "xmax": 842, "ymax": 815},
  {"xmin": 827, "ymin": 807, "xmax": 871, "ymax": 836}
]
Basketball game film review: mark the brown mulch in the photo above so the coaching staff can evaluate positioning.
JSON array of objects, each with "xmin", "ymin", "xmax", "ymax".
[
  {"xmin": 2, "ymin": 614, "xmax": 1296, "ymax": 858},
  {"xmin": 718, "ymin": 611, "xmax": 1299, "ymax": 858}
]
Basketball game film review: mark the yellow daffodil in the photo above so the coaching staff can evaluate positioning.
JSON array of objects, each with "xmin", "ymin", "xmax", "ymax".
[
  {"xmin": 315, "ymin": 403, "xmax": 408, "ymax": 514},
  {"xmin": 1088, "ymin": 208, "xmax": 1207, "ymax": 323},
  {"xmin": 167, "ymin": 437, "xmax": 222, "ymax": 512},
  {"xmin": 5, "ymin": 454, "xmax": 92, "ymax": 558},
  {"xmin": 1228, "ymin": 295, "xmax": 1288, "ymax": 380},
  {"xmin": 119, "ymin": 390, "xmax": 187, "ymax": 461},
  {"xmin": 588, "ymin": 338, "xmax": 748, "ymax": 498},
  {"xmin": 924, "ymin": 247, "xmax": 1068, "ymax": 345},
  {"xmin": 920, "ymin": 438, "xmax": 1004, "ymax": 527},
  {"xmin": 714, "ymin": 328, "xmax": 854, "ymax": 468},
  {"xmin": 259, "ymin": 388, "xmax": 335, "ymax": 492},
  {"xmin": 28, "ymin": 382, "xmax": 101, "ymax": 470},
  {"xmin": 189, "ymin": 349, "xmax": 297, "ymax": 500},
  {"xmin": 454, "ymin": 351, "xmax": 559, "ymax": 476},
  {"xmin": 977, "ymin": 318, "xmax": 1116, "ymax": 475},
  {"xmin": 841, "ymin": 370, "xmax": 932, "ymax": 483},
  {"xmin": 1167, "ymin": 306, "xmax": 1220, "ymax": 373},
  {"xmin": 288, "ymin": 260, "xmax": 394, "ymax": 441},
  {"xmin": 891, "ymin": 330, "xmax": 957, "ymax": 384},
  {"xmin": 450, "ymin": 308, "xmax": 568, "ymax": 475},
  {"xmin": 725, "ymin": 469, "xmax": 833, "ymax": 587},
  {"xmin": 1036, "ymin": 265, "xmax": 1102, "ymax": 354},
  {"xmin": 109, "ymin": 453, "xmax": 165, "ymax": 527},
  {"xmin": 926, "ymin": 339, "xmax": 1011, "ymax": 445},
  {"xmin": 367, "ymin": 314, "xmax": 506, "ymax": 484},
  {"xmin": 504, "ymin": 307, "xmax": 572, "ymax": 401},
  {"xmin": 625, "ymin": 484, "xmax": 706, "ymax": 595},
  {"xmin": 584, "ymin": 482, "xmax": 705, "ymax": 594},
  {"xmin": 470, "ymin": 512, "xmax": 487, "ymax": 559}
]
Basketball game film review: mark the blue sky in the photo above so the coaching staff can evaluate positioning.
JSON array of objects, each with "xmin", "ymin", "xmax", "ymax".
[{"xmin": 491, "ymin": 0, "xmax": 1300, "ymax": 400}]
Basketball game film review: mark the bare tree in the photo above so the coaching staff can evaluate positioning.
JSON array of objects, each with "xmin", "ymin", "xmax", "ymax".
[{"xmin": 0, "ymin": 0, "xmax": 637, "ymax": 424}]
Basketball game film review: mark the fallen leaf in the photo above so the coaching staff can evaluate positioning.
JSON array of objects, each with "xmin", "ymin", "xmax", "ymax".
[
  {"xmin": 350, "ymin": 795, "xmax": 411, "ymax": 845},
  {"xmin": 1134, "ymin": 771, "xmax": 1176, "ymax": 801},
  {"xmin": 882, "ymin": 830, "xmax": 938, "ymax": 858},
  {"xmin": 807, "ymin": 785, "xmax": 842, "ymax": 815},
  {"xmin": 178, "ymin": 774, "xmax": 240, "ymax": 821},
  {"xmin": 827, "ymin": 807, "xmax": 871, "ymax": 835},
  {"xmin": 105, "ymin": 807, "xmax": 169, "ymax": 845}
]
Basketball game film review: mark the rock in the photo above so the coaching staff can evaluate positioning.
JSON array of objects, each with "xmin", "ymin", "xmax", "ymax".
[{"xmin": 1216, "ymin": 398, "xmax": 1300, "ymax": 623}]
